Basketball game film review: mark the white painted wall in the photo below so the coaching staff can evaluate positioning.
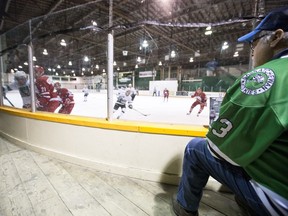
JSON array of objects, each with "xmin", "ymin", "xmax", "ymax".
[
  {"xmin": 0, "ymin": 112, "xmax": 196, "ymax": 185},
  {"xmin": 149, "ymin": 80, "xmax": 178, "ymax": 96}
]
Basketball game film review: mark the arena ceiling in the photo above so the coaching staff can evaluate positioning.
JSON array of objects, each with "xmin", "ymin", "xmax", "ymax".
[{"xmin": 0, "ymin": 0, "xmax": 288, "ymax": 76}]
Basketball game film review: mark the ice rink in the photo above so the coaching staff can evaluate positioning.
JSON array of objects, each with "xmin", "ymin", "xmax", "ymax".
[{"xmin": 3, "ymin": 90, "xmax": 215, "ymax": 126}]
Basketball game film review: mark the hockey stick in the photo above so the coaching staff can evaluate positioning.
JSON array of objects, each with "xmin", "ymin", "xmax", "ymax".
[
  {"xmin": 4, "ymin": 95, "xmax": 15, "ymax": 107},
  {"xmin": 132, "ymin": 108, "xmax": 150, "ymax": 116}
]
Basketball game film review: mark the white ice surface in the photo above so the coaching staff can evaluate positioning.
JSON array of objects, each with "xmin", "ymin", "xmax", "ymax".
[{"xmin": 3, "ymin": 90, "xmax": 210, "ymax": 126}]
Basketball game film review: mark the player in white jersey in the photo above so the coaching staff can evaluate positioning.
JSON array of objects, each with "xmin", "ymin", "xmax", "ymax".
[
  {"xmin": 2, "ymin": 71, "xmax": 31, "ymax": 108},
  {"xmin": 113, "ymin": 88, "xmax": 133, "ymax": 119},
  {"xmin": 82, "ymin": 85, "xmax": 89, "ymax": 102}
]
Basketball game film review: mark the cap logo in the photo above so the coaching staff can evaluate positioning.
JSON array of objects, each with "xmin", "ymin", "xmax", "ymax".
[{"xmin": 241, "ymin": 68, "xmax": 275, "ymax": 95}]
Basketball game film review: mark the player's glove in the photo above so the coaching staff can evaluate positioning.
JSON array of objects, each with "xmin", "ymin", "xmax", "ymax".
[
  {"xmin": 35, "ymin": 99, "xmax": 43, "ymax": 108},
  {"xmin": 64, "ymin": 98, "xmax": 71, "ymax": 106},
  {"xmin": 128, "ymin": 104, "xmax": 133, "ymax": 109}
]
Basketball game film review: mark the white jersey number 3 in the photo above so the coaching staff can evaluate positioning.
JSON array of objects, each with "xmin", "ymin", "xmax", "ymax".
[{"xmin": 212, "ymin": 118, "xmax": 232, "ymax": 138}]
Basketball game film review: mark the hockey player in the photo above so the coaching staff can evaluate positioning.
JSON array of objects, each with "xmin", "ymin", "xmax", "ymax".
[
  {"xmin": 82, "ymin": 85, "xmax": 89, "ymax": 102},
  {"xmin": 54, "ymin": 82, "xmax": 75, "ymax": 114},
  {"xmin": 34, "ymin": 65, "xmax": 60, "ymax": 112},
  {"xmin": 127, "ymin": 83, "xmax": 137, "ymax": 101},
  {"xmin": 113, "ymin": 88, "xmax": 133, "ymax": 119},
  {"xmin": 2, "ymin": 70, "xmax": 31, "ymax": 108},
  {"xmin": 152, "ymin": 86, "xmax": 157, "ymax": 96},
  {"xmin": 187, "ymin": 87, "xmax": 207, "ymax": 116},
  {"xmin": 163, "ymin": 88, "xmax": 169, "ymax": 102}
]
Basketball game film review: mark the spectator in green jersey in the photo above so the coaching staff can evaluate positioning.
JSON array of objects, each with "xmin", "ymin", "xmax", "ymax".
[{"xmin": 172, "ymin": 6, "xmax": 288, "ymax": 216}]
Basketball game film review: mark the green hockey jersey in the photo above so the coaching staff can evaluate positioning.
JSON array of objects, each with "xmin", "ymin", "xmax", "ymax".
[{"xmin": 206, "ymin": 55, "xmax": 288, "ymax": 200}]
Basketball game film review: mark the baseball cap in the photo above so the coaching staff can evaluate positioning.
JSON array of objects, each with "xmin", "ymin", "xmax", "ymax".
[{"xmin": 238, "ymin": 6, "xmax": 288, "ymax": 42}]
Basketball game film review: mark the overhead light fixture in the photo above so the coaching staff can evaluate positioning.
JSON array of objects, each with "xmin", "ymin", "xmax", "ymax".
[
  {"xmin": 68, "ymin": 61, "xmax": 72, "ymax": 66},
  {"xmin": 195, "ymin": 50, "xmax": 200, "ymax": 57},
  {"xmin": 91, "ymin": 20, "xmax": 99, "ymax": 31},
  {"xmin": 84, "ymin": 56, "xmax": 89, "ymax": 62},
  {"xmin": 18, "ymin": 65, "xmax": 23, "ymax": 68},
  {"xmin": 33, "ymin": 56, "xmax": 37, "ymax": 61},
  {"xmin": 171, "ymin": 50, "xmax": 176, "ymax": 58},
  {"xmin": 42, "ymin": 49, "xmax": 48, "ymax": 55},
  {"xmin": 117, "ymin": 67, "xmax": 120, "ymax": 71},
  {"xmin": 222, "ymin": 41, "xmax": 229, "ymax": 50},
  {"xmin": 135, "ymin": 64, "xmax": 138, "ymax": 69},
  {"xmin": 60, "ymin": 39, "xmax": 67, "ymax": 46},
  {"xmin": 137, "ymin": 56, "xmax": 141, "ymax": 62},
  {"xmin": 57, "ymin": 65, "xmax": 61, "ymax": 69},
  {"xmin": 102, "ymin": 69, "xmax": 105, "ymax": 72},
  {"xmin": 95, "ymin": 64, "xmax": 99, "ymax": 69},
  {"xmin": 142, "ymin": 40, "xmax": 148, "ymax": 48},
  {"xmin": 91, "ymin": 20, "xmax": 97, "ymax": 26},
  {"xmin": 205, "ymin": 26, "xmax": 212, "ymax": 35},
  {"xmin": 236, "ymin": 43, "xmax": 244, "ymax": 51},
  {"xmin": 113, "ymin": 61, "xmax": 117, "ymax": 66},
  {"xmin": 24, "ymin": 62, "xmax": 28, "ymax": 65},
  {"xmin": 233, "ymin": 51, "xmax": 239, "ymax": 57},
  {"xmin": 122, "ymin": 50, "xmax": 128, "ymax": 56},
  {"xmin": 158, "ymin": 61, "xmax": 162, "ymax": 66},
  {"xmin": 189, "ymin": 57, "xmax": 194, "ymax": 62}
]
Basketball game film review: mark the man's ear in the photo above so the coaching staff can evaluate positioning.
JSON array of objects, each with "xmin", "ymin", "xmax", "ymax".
[{"xmin": 270, "ymin": 29, "xmax": 284, "ymax": 48}]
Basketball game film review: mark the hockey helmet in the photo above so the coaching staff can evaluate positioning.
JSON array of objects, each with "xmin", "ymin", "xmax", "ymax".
[
  {"xmin": 14, "ymin": 71, "xmax": 27, "ymax": 81},
  {"xmin": 54, "ymin": 82, "xmax": 61, "ymax": 89},
  {"xmin": 125, "ymin": 89, "xmax": 131, "ymax": 96},
  {"xmin": 33, "ymin": 65, "xmax": 45, "ymax": 77}
]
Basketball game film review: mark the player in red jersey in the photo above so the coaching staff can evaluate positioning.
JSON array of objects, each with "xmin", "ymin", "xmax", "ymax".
[
  {"xmin": 187, "ymin": 87, "xmax": 207, "ymax": 116},
  {"xmin": 163, "ymin": 88, "xmax": 169, "ymax": 102},
  {"xmin": 54, "ymin": 82, "xmax": 75, "ymax": 114},
  {"xmin": 34, "ymin": 65, "xmax": 60, "ymax": 112}
]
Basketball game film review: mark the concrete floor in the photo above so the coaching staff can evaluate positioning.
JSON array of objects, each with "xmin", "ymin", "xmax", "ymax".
[{"xmin": 0, "ymin": 136, "xmax": 244, "ymax": 216}]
